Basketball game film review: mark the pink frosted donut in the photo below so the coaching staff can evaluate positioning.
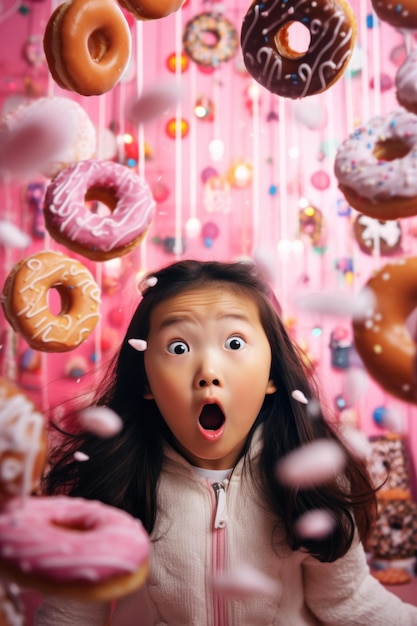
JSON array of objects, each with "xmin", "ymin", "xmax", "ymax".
[
  {"xmin": 0, "ymin": 97, "xmax": 96, "ymax": 179},
  {"xmin": 44, "ymin": 160, "xmax": 155, "ymax": 261},
  {"xmin": 0, "ymin": 496, "xmax": 150, "ymax": 601}
]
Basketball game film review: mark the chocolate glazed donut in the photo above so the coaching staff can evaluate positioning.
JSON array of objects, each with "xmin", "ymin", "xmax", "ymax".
[{"xmin": 240, "ymin": 0, "xmax": 357, "ymax": 99}]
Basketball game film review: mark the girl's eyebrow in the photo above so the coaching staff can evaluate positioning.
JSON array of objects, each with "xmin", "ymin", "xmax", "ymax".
[{"xmin": 156, "ymin": 312, "xmax": 252, "ymax": 332}]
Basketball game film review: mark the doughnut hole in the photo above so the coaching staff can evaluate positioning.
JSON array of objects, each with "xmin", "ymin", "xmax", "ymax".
[
  {"xmin": 373, "ymin": 138, "xmax": 410, "ymax": 162},
  {"xmin": 200, "ymin": 29, "xmax": 220, "ymax": 50},
  {"xmin": 52, "ymin": 518, "xmax": 96, "ymax": 532},
  {"xmin": 47, "ymin": 285, "xmax": 72, "ymax": 317},
  {"xmin": 275, "ymin": 21, "xmax": 311, "ymax": 59},
  {"xmin": 88, "ymin": 30, "xmax": 110, "ymax": 63},
  {"xmin": 85, "ymin": 185, "xmax": 116, "ymax": 216}
]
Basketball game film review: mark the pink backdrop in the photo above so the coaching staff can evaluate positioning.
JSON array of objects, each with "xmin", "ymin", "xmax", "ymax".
[{"xmin": 0, "ymin": 0, "xmax": 416, "ymax": 490}]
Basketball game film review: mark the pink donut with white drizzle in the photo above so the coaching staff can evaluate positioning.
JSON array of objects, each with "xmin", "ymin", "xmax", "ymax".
[
  {"xmin": 44, "ymin": 160, "xmax": 155, "ymax": 261},
  {"xmin": 334, "ymin": 108, "xmax": 417, "ymax": 220},
  {"xmin": 0, "ymin": 496, "xmax": 150, "ymax": 601}
]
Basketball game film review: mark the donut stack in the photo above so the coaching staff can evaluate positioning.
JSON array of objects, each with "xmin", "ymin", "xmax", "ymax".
[{"xmin": 367, "ymin": 435, "xmax": 417, "ymax": 582}]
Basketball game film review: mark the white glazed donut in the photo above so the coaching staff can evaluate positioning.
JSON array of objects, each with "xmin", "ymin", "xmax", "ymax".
[
  {"xmin": 44, "ymin": 160, "xmax": 155, "ymax": 261},
  {"xmin": 396, "ymin": 49, "xmax": 417, "ymax": 115},
  {"xmin": 0, "ymin": 97, "xmax": 96, "ymax": 179},
  {"xmin": 335, "ymin": 108, "xmax": 417, "ymax": 220},
  {"xmin": 1, "ymin": 250, "xmax": 101, "ymax": 353}
]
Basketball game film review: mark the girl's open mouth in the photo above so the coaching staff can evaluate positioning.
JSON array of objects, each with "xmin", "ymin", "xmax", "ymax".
[{"xmin": 198, "ymin": 404, "xmax": 225, "ymax": 441}]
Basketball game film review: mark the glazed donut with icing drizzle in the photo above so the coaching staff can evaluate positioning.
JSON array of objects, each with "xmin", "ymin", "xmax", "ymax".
[
  {"xmin": 240, "ymin": 0, "xmax": 357, "ymax": 99},
  {"xmin": 117, "ymin": 0, "xmax": 185, "ymax": 20},
  {"xmin": 334, "ymin": 108, "xmax": 417, "ymax": 220},
  {"xmin": 43, "ymin": 160, "xmax": 155, "ymax": 261},
  {"xmin": 43, "ymin": 0, "xmax": 131, "ymax": 96},
  {"xmin": 1, "ymin": 250, "xmax": 101, "ymax": 352},
  {"xmin": 352, "ymin": 257, "xmax": 417, "ymax": 404},
  {"xmin": 371, "ymin": 0, "xmax": 417, "ymax": 31}
]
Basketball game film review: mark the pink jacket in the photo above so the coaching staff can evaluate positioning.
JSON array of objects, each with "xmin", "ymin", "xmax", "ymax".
[{"xmin": 36, "ymin": 433, "xmax": 417, "ymax": 625}]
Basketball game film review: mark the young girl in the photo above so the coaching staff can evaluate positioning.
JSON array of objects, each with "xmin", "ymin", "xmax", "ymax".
[{"xmin": 35, "ymin": 259, "xmax": 417, "ymax": 625}]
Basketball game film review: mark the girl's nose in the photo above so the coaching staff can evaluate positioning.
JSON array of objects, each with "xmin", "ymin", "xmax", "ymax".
[
  {"xmin": 198, "ymin": 377, "xmax": 220, "ymax": 387},
  {"xmin": 194, "ymin": 352, "xmax": 222, "ymax": 388}
]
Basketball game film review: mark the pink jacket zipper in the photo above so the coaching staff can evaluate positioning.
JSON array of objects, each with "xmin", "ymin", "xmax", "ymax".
[{"xmin": 210, "ymin": 480, "xmax": 228, "ymax": 626}]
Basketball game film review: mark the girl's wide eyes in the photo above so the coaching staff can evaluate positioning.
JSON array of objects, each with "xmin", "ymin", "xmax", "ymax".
[
  {"xmin": 167, "ymin": 341, "xmax": 189, "ymax": 355},
  {"xmin": 225, "ymin": 336, "xmax": 246, "ymax": 350}
]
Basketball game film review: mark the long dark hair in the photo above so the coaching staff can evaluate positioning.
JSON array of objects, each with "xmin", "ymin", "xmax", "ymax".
[{"xmin": 44, "ymin": 259, "xmax": 376, "ymax": 562}]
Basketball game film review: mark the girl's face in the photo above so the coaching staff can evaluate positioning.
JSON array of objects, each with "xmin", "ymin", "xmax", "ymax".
[{"xmin": 144, "ymin": 285, "xmax": 276, "ymax": 469}]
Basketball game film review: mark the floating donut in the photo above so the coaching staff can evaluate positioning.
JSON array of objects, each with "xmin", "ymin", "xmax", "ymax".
[
  {"xmin": 240, "ymin": 0, "xmax": 356, "ymax": 99},
  {"xmin": 43, "ymin": 0, "xmax": 132, "ymax": 96},
  {"xmin": 371, "ymin": 0, "xmax": 417, "ymax": 30},
  {"xmin": 0, "ymin": 97, "xmax": 96, "ymax": 179},
  {"xmin": 43, "ymin": 160, "xmax": 155, "ymax": 261},
  {"xmin": 183, "ymin": 12, "xmax": 238, "ymax": 68},
  {"xmin": 117, "ymin": 0, "xmax": 185, "ymax": 20},
  {"xmin": 0, "ymin": 378, "xmax": 46, "ymax": 503},
  {"xmin": 335, "ymin": 109, "xmax": 417, "ymax": 220},
  {"xmin": 298, "ymin": 204, "xmax": 324, "ymax": 247},
  {"xmin": 352, "ymin": 257, "xmax": 417, "ymax": 404},
  {"xmin": 1, "ymin": 251, "xmax": 101, "ymax": 353},
  {"xmin": 353, "ymin": 214, "xmax": 402, "ymax": 257},
  {"xmin": 368, "ymin": 494, "xmax": 417, "ymax": 561},
  {"xmin": 396, "ymin": 49, "xmax": 417, "ymax": 115},
  {"xmin": 0, "ymin": 496, "xmax": 150, "ymax": 601}
]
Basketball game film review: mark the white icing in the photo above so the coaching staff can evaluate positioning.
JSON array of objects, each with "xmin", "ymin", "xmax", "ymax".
[{"xmin": 357, "ymin": 215, "xmax": 401, "ymax": 248}]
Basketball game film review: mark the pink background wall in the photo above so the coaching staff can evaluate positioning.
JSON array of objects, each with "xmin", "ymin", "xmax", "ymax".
[{"xmin": 0, "ymin": 0, "xmax": 417, "ymax": 489}]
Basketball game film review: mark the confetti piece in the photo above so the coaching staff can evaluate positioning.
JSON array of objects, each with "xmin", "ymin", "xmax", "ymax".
[
  {"xmin": 252, "ymin": 246, "xmax": 277, "ymax": 282},
  {"xmin": 73, "ymin": 451, "xmax": 89, "ymax": 462},
  {"xmin": 291, "ymin": 389, "xmax": 308, "ymax": 404},
  {"xmin": 212, "ymin": 564, "xmax": 280, "ymax": 599},
  {"xmin": 0, "ymin": 221, "xmax": 31, "ymax": 249},
  {"xmin": 294, "ymin": 509, "xmax": 335, "ymax": 540},
  {"xmin": 340, "ymin": 427, "xmax": 372, "ymax": 461},
  {"xmin": 78, "ymin": 407, "xmax": 123, "ymax": 437},
  {"xmin": 342, "ymin": 369, "xmax": 368, "ymax": 405},
  {"xmin": 306, "ymin": 398, "xmax": 321, "ymax": 419},
  {"xmin": 295, "ymin": 288, "xmax": 375, "ymax": 320},
  {"xmin": 128, "ymin": 81, "xmax": 183, "ymax": 125},
  {"xmin": 128, "ymin": 338, "xmax": 148, "ymax": 352},
  {"xmin": 276, "ymin": 440, "xmax": 346, "ymax": 489}
]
